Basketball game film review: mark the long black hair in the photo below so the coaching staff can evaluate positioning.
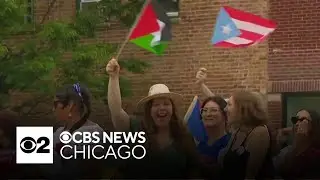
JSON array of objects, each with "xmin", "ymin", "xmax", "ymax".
[{"xmin": 55, "ymin": 83, "xmax": 91, "ymax": 133}]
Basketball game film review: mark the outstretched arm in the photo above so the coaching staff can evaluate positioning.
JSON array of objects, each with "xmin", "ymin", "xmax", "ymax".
[
  {"xmin": 106, "ymin": 58, "xmax": 130, "ymax": 131},
  {"xmin": 195, "ymin": 68, "xmax": 214, "ymax": 97},
  {"xmin": 199, "ymin": 83, "xmax": 214, "ymax": 97}
]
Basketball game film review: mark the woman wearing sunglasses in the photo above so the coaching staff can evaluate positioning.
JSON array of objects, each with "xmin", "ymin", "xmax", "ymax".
[
  {"xmin": 42, "ymin": 83, "xmax": 106, "ymax": 178},
  {"xmin": 274, "ymin": 109, "xmax": 320, "ymax": 179}
]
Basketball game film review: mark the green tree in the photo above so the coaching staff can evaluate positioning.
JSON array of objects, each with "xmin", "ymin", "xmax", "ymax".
[{"xmin": 0, "ymin": 0, "xmax": 149, "ymax": 115}]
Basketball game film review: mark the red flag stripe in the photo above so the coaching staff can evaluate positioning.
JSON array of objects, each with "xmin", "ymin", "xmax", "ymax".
[
  {"xmin": 239, "ymin": 30, "xmax": 265, "ymax": 41},
  {"xmin": 220, "ymin": 30, "xmax": 267, "ymax": 46},
  {"xmin": 214, "ymin": 41, "xmax": 250, "ymax": 48},
  {"xmin": 215, "ymin": 41, "xmax": 259, "ymax": 47},
  {"xmin": 129, "ymin": 3, "xmax": 160, "ymax": 40},
  {"xmin": 223, "ymin": 6, "xmax": 277, "ymax": 29},
  {"xmin": 232, "ymin": 19, "xmax": 275, "ymax": 36},
  {"xmin": 215, "ymin": 32, "xmax": 262, "ymax": 47},
  {"xmin": 213, "ymin": 6, "xmax": 276, "ymax": 47}
]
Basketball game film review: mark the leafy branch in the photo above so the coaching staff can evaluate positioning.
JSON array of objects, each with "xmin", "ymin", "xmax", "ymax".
[{"xmin": 0, "ymin": 0, "xmax": 150, "ymax": 115}]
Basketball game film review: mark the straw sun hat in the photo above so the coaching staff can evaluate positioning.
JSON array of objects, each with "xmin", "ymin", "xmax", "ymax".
[{"xmin": 137, "ymin": 84, "xmax": 183, "ymax": 111}]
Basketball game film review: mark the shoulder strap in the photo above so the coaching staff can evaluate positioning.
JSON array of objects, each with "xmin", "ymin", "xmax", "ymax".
[
  {"xmin": 228, "ymin": 128, "xmax": 241, "ymax": 148},
  {"xmin": 265, "ymin": 126, "xmax": 274, "ymax": 156},
  {"xmin": 240, "ymin": 127, "xmax": 256, "ymax": 146}
]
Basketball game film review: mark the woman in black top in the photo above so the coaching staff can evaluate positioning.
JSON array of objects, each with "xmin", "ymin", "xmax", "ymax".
[
  {"xmin": 219, "ymin": 91, "xmax": 274, "ymax": 179},
  {"xmin": 106, "ymin": 58, "xmax": 200, "ymax": 179}
]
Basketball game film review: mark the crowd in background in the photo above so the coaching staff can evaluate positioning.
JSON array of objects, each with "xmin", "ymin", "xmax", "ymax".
[{"xmin": 1, "ymin": 58, "xmax": 320, "ymax": 179}]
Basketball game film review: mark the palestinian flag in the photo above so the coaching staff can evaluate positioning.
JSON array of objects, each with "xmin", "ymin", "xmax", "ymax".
[{"xmin": 129, "ymin": 0, "xmax": 172, "ymax": 55}]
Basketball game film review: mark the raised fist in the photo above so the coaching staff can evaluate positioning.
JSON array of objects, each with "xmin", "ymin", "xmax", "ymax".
[
  {"xmin": 106, "ymin": 58, "xmax": 120, "ymax": 77},
  {"xmin": 195, "ymin": 67, "xmax": 207, "ymax": 84}
]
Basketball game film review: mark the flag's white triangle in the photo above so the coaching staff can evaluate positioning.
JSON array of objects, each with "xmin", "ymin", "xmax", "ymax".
[{"xmin": 151, "ymin": 19, "xmax": 165, "ymax": 47}]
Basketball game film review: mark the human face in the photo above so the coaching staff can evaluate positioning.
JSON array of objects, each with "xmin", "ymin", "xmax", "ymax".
[
  {"xmin": 53, "ymin": 98, "xmax": 72, "ymax": 121},
  {"xmin": 293, "ymin": 110, "xmax": 312, "ymax": 134},
  {"xmin": 201, "ymin": 101, "xmax": 225, "ymax": 127},
  {"xmin": 226, "ymin": 96, "xmax": 237, "ymax": 123},
  {"xmin": 150, "ymin": 97, "xmax": 173, "ymax": 128}
]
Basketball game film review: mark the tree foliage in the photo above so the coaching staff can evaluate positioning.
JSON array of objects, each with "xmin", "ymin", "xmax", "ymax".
[{"xmin": 0, "ymin": 0, "xmax": 149, "ymax": 114}]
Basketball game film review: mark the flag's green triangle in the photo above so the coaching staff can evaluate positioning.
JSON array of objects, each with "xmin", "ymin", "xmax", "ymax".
[
  {"xmin": 152, "ymin": 42, "xmax": 168, "ymax": 55},
  {"xmin": 130, "ymin": 34, "xmax": 168, "ymax": 55},
  {"xmin": 130, "ymin": 34, "xmax": 153, "ymax": 52}
]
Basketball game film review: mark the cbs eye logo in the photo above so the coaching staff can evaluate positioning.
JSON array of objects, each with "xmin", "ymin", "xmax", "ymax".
[
  {"xmin": 16, "ymin": 127, "xmax": 53, "ymax": 164},
  {"xmin": 19, "ymin": 136, "xmax": 50, "ymax": 154}
]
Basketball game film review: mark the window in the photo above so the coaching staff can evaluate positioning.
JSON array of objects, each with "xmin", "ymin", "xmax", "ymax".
[
  {"xmin": 76, "ymin": 0, "xmax": 102, "ymax": 12},
  {"xmin": 77, "ymin": 0, "xmax": 179, "ymax": 18},
  {"xmin": 77, "ymin": 0, "xmax": 100, "ymax": 11},
  {"xmin": 158, "ymin": 0, "xmax": 179, "ymax": 18},
  {"xmin": 24, "ymin": 0, "xmax": 34, "ymax": 24}
]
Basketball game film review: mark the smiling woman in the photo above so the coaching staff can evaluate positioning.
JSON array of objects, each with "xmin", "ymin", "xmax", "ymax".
[
  {"xmin": 196, "ymin": 96, "xmax": 231, "ymax": 179},
  {"xmin": 106, "ymin": 58, "xmax": 200, "ymax": 179}
]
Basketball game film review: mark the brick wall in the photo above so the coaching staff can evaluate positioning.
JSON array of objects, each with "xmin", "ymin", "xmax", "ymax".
[
  {"xmin": 269, "ymin": 0, "xmax": 320, "ymax": 86},
  {"xmin": 26, "ymin": 0, "xmax": 273, "ymax": 128},
  {"xmin": 267, "ymin": 0, "xmax": 320, "ymax": 128}
]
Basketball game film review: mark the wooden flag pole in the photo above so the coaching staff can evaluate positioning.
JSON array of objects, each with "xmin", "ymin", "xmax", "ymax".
[{"xmin": 114, "ymin": 0, "xmax": 151, "ymax": 60}]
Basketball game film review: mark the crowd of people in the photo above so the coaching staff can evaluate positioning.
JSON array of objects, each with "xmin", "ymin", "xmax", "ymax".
[{"xmin": 1, "ymin": 57, "xmax": 320, "ymax": 179}]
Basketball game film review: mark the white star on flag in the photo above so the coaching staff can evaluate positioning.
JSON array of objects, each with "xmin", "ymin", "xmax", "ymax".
[
  {"xmin": 222, "ymin": 24, "xmax": 232, "ymax": 35},
  {"xmin": 151, "ymin": 19, "xmax": 165, "ymax": 47}
]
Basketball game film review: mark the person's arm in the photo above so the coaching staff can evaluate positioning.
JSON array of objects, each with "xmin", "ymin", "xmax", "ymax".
[
  {"xmin": 195, "ymin": 68, "xmax": 214, "ymax": 97},
  {"xmin": 273, "ymin": 145, "xmax": 292, "ymax": 172},
  {"xmin": 108, "ymin": 76, "xmax": 130, "ymax": 131},
  {"xmin": 274, "ymin": 127, "xmax": 292, "ymax": 153},
  {"xmin": 281, "ymin": 127, "xmax": 293, "ymax": 134},
  {"xmin": 244, "ymin": 126, "xmax": 270, "ymax": 178},
  {"xmin": 107, "ymin": 59, "xmax": 130, "ymax": 131},
  {"xmin": 199, "ymin": 83, "xmax": 214, "ymax": 97}
]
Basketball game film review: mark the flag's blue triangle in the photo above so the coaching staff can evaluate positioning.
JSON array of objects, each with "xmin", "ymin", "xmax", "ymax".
[
  {"xmin": 211, "ymin": 7, "xmax": 241, "ymax": 44},
  {"xmin": 184, "ymin": 96, "xmax": 207, "ymax": 142}
]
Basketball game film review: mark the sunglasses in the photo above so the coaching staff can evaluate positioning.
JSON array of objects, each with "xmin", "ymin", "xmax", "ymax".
[{"xmin": 291, "ymin": 116, "xmax": 309, "ymax": 124}]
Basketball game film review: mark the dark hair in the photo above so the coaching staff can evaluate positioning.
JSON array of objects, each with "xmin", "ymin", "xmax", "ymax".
[
  {"xmin": 55, "ymin": 83, "xmax": 91, "ymax": 133},
  {"xmin": 0, "ymin": 110, "xmax": 19, "ymax": 149},
  {"xmin": 142, "ymin": 99, "xmax": 197, "ymax": 155},
  {"xmin": 201, "ymin": 96, "xmax": 227, "ymax": 119},
  {"xmin": 296, "ymin": 109, "xmax": 320, "ymax": 147}
]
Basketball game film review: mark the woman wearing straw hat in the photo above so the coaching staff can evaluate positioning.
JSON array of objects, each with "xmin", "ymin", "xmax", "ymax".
[{"xmin": 106, "ymin": 58, "xmax": 200, "ymax": 179}]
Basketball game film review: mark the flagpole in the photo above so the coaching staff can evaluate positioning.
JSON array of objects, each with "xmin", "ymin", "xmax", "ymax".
[{"xmin": 115, "ymin": 0, "xmax": 151, "ymax": 60}]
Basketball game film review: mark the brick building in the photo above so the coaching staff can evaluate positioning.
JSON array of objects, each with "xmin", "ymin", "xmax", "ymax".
[{"xmin": 25, "ymin": 0, "xmax": 319, "ymax": 129}]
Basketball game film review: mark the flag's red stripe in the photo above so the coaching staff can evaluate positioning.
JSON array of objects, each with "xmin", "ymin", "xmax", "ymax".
[
  {"xmin": 223, "ymin": 6, "xmax": 277, "ymax": 29},
  {"xmin": 216, "ymin": 30, "xmax": 270, "ymax": 48},
  {"xmin": 214, "ymin": 39, "xmax": 256, "ymax": 48},
  {"xmin": 238, "ymin": 29, "xmax": 265, "ymax": 41},
  {"xmin": 129, "ymin": 3, "xmax": 160, "ymax": 40},
  {"xmin": 214, "ymin": 41, "xmax": 242, "ymax": 48},
  {"xmin": 213, "ymin": 30, "xmax": 267, "ymax": 48}
]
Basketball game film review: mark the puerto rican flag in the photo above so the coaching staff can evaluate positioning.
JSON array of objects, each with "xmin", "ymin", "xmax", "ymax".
[{"xmin": 211, "ymin": 6, "xmax": 277, "ymax": 47}]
